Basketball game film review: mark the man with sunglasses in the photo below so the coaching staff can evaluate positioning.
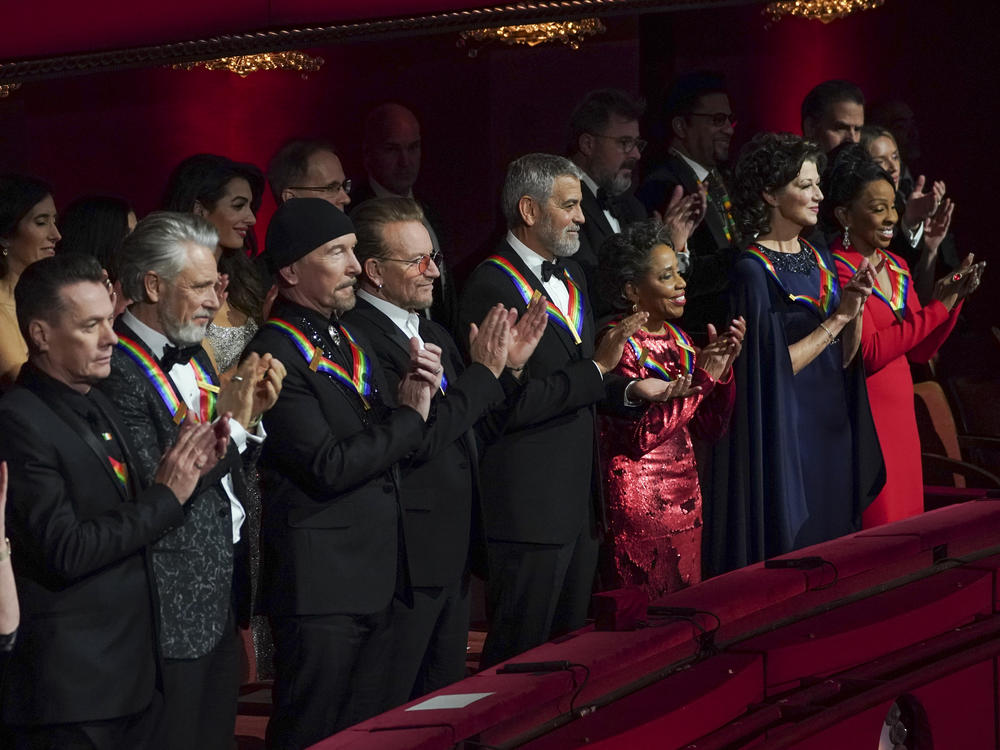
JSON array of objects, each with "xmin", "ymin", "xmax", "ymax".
[
  {"xmin": 267, "ymin": 138, "xmax": 353, "ymax": 212},
  {"xmin": 638, "ymin": 71, "xmax": 741, "ymax": 338},
  {"xmin": 568, "ymin": 88, "xmax": 650, "ymax": 312}
]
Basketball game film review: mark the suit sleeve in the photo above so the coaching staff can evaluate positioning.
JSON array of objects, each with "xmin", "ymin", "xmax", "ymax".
[
  {"xmin": 248, "ymin": 337, "xmax": 427, "ymax": 499},
  {"xmin": 0, "ymin": 407, "xmax": 183, "ymax": 581}
]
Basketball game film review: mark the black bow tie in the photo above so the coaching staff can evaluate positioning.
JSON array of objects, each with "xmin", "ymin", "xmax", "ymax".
[
  {"xmin": 595, "ymin": 187, "xmax": 621, "ymax": 220},
  {"xmin": 160, "ymin": 343, "xmax": 201, "ymax": 370},
  {"xmin": 541, "ymin": 259, "xmax": 562, "ymax": 282}
]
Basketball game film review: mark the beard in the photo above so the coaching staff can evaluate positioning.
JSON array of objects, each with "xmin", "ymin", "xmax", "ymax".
[
  {"xmin": 159, "ymin": 306, "xmax": 210, "ymax": 346},
  {"xmin": 602, "ymin": 158, "xmax": 638, "ymax": 197},
  {"xmin": 539, "ymin": 212, "xmax": 580, "ymax": 258}
]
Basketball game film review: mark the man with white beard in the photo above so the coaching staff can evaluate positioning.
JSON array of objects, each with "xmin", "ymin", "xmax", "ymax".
[{"xmin": 568, "ymin": 89, "xmax": 649, "ymax": 313}]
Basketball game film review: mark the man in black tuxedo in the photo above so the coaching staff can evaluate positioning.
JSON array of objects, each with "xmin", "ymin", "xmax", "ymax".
[
  {"xmin": 459, "ymin": 153, "xmax": 650, "ymax": 667},
  {"xmin": 0, "ymin": 253, "xmax": 225, "ymax": 749},
  {"xmin": 801, "ymin": 79, "xmax": 865, "ymax": 153},
  {"xmin": 344, "ymin": 196, "xmax": 548, "ymax": 706},
  {"xmin": 638, "ymin": 72, "xmax": 740, "ymax": 336},
  {"xmin": 267, "ymin": 138, "xmax": 352, "ymax": 212},
  {"xmin": 569, "ymin": 89, "xmax": 649, "ymax": 312},
  {"xmin": 244, "ymin": 199, "xmax": 442, "ymax": 749},
  {"xmin": 98, "ymin": 213, "xmax": 285, "ymax": 750},
  {"xmin": 350, "ymin": 102, "xmax": 458, "ymax": 333}
]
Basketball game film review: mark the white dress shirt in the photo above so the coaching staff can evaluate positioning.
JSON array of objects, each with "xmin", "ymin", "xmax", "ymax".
[
  {"xmin": 506, "ymin": 231, "xmax": 571, "ymax": 316},
  {"xmin": 122, "ymin": 311, "xmax": 262, "ymax": 542},
  {"xmin": 357, "ymin": 289, "xmax": 424, "ymax": 345}
]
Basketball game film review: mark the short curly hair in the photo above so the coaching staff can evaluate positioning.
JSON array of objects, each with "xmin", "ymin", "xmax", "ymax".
[
  {"xmin": 597, "ymin": 219, "xmax": 673, "ymax": 313},
  {"xmin": 731, "ymin": 132, "xmax": 826, "ymax": 239}
]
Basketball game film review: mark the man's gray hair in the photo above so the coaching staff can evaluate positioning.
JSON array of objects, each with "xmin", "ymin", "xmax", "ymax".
[
  {"xmin": 501, "ymin": 153, "xmax": 583, "ymax": 230},
  {"xmin": 118, "ymin": 211, "xmax": 219, "ymax": 302}
]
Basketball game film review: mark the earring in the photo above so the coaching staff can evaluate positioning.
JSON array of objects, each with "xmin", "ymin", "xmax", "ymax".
[
  {"xmin": 377, "ymin": 283, "xmax": 383, "ymax": 290},
  {"xmin": 842, "ymin": 226, "xmax": 851, "ymax": 250},
  {"xmin": 631, "ymin": 302, "xmax": 639, "ymax": 314}
]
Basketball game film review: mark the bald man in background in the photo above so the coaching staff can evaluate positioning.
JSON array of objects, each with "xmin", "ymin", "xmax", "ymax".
[{"xmin": 350, "ymin": 103, "xmax": 458, "ymax": 334}]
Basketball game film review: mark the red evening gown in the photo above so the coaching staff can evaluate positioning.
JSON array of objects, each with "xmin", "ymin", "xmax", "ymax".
[
  {"xmin": 598, "ymin": 324, "xmax": 735, "ymax": 598},
  {"xmin": 833, "ymin": 241, "xmax": 961, "ymax": 527}
]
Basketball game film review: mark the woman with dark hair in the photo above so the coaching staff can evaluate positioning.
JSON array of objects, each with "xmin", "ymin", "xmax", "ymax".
[
  {"xmin": 827, "ymin": 144, "xmax": 981, "ymax": 527},
  {"xmin": 0, "ymin": 175, "xmax": 60, "ymax": 387},
  {"xmin": 597, "ymin": 220, "xmax": 744, "ymax": 596},
  {"xmin": 163, "ymin": 153, "xmax": 269, "ymax": 375},
  {"xmin": 706, "ymin": 133, "xmax": 882, "ymax": 574},
  {"xmin": 58, "ymin": 195, "xmax": 136, "ymax": 316}
]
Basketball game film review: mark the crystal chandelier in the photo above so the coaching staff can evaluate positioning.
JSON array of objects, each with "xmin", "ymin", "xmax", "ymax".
[
  {"xmin": 0, "ymin": 83, "xmax": 21, "ymax": 98},
  {"xmin": 766, "ymin": 0, "xmax": 886, "ymax": 23},
  {"xmin": 459, "ymin": 18, "xmax": 606, "ymax": 54},
  {"xmin": 172, "ymin": 51, "xmax": 323, "ymax": 77}
]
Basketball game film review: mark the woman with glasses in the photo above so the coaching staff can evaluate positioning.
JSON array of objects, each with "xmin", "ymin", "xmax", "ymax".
[
  {"xmin": 827, "ymin": 144, "xmax": 981, "ymax": 527},
  {"xmin": 705, "ymin": 133, "xmax": 884, "ymax": 574},
  {"xmin": 163, "ymin": 153, "xmax": 269, "ymax": 375}
]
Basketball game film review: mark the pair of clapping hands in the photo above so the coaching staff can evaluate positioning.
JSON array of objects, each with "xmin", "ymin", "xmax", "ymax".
[{"xmin": 156, "ymin": 352, "xmax": 286, "ymax": 505}]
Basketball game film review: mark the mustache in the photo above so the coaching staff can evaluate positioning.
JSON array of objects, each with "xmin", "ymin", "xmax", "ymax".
[{"xmin": 621, "ymin": 158, "xmax": 639, "ymax": 170}]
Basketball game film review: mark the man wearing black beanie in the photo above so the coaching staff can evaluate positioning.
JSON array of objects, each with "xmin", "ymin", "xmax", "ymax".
[{"xmin": 245, "ymin": 198, "xmax": 443, "ymax": 749}]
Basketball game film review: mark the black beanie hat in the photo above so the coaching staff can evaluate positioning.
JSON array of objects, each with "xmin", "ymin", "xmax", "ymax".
[{"xmin": 264, "ymin": 198, "xmax": 355, "ymax": 274}]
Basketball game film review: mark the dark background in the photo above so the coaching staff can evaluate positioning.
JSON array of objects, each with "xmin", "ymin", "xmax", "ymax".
[{"xmin": 1, "ymin": 0, "xmax": 997, "ymax": 317}]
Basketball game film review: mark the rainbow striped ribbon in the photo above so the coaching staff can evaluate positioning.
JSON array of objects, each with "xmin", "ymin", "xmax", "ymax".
[
  {"xmin": 746, "ymin": 240, "xmax": 837, "ymax": 317},
  {"xmin": 623, "ymin": 321, "xmax": 695, "ymax": 381},
  {"xmin": 189, "ymin": 357, "xmax": 218, "ymax": 422},
  {"xmin": 266, "ymin": 318, "xmax": 373, "ymax": 408},
  {"xmin": 485, "ymin": 255, "xmax": 584, "ymax": 345},
  {"xmin": 834, "ymin": 250, "xmax": 909, "ymax": 321},
  {"xmin": 108, "ymin": 456, "xmax": 128, "ymax": 488},
  {"xmin": 116, "ymin": 336, "xmax": 188, "ymax": 424}
]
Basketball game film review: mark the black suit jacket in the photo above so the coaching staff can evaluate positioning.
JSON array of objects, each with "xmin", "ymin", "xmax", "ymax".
[
  {"xmin": 245, "ymin": 299, "xmax": 427, "ymax": 615},
  {"xmin": 343, "ymin": 297, "xmax": 504, "ymax": 585},
  {"xmin": 577, "ymin": 182, "xmax": 647, "ymax": 315},
  {"xmin": 98, "ymin": 319, "xmax": 254, "ymax": 660},
  {"xmin": 0, "ymin": 365, "xmax": 183, "ymax": 725},
  {"xmin": 458, "ymin": 241, "xmax": 625, "ymax": 545},
  {"xmin": 637, "ymin": 153, "xmax": 740, "ymax": 333},
  {"xmin": 350, "ymin": 182, "xmax": 459, "ymax": 334}
]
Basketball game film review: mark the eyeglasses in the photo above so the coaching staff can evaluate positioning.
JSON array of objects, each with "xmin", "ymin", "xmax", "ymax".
[
  {"xmin": 375, "ymin": 251, "xmax": 441, "ymax": 274},
  {"xmin": 589, "ymin": 134, "xmax": 647, "ymax": 154},
  {"xmin": 688, "ymin": 112, "xmax": 738, "ymax": 127},
  {"xmin": 287, "ymin": 178, "xmax": 352, "ymax": 195}
]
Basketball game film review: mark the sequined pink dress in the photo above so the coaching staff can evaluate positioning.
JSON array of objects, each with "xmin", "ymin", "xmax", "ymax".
[{"xmin": 598, "ymin": 326, "xmax": 735, "ymax": 598}]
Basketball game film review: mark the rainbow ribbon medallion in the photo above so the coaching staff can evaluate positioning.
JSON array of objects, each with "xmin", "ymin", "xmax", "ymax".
[
  {"xmin": 189, "ymin": 357, "xmax": 218, "ymax": 422},
  {"xmin": 116, "ymin": 336, "xmax": 188, "ymax": 424},
  {"xmin": 834, "ymin": 250, "xmax": 909, "ymax": 322},
  {"xmin": 485, "ymin": 256, "xmax": 584, "ymax": 345},
  {"xmin": 747, "ymin": 240, "xmax": 837, "ymax": 317},
  {"xmin": 625, "ymin": 320, "xmax": 695, "ymax": 381},
  {"xmin": 266, "ymin": 318, "xmax": 373, "ymax": 409}
]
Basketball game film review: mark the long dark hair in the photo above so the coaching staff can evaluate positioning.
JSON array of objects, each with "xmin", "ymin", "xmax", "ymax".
[
  {"xmin": 162, "ymin": 154, "xmax": 268, "ymax": 322},
  {"xmin": 57, "ymin": 195, "xmax": 133, "ymax": 281},
  {"xmin": 0, "ymin": 174, "xmax": 53, "ymax": 279}
]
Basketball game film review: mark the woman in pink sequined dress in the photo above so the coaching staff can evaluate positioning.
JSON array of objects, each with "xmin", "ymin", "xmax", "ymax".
[{"xmin": 597, "ymin": 220, "xmax": 744, "ymax": 598}]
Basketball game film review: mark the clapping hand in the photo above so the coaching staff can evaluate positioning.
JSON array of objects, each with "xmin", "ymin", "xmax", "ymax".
[
  {"xmin": 468, "ymin": 303, "xmax": 512, "ymax": 378},
  {"xmin": 629, "ymin": 373, "xmax": 701, "ymax": 402},
  {"xmin": 934, "ymin": 253, "xmax": 985, "ymax": 310},
  {"xmin": 594, "ymin": 310, "xmax": 649, "ymax": 375},
  {"xmin": 837, "ymin": 258, "xmax": 876, "ymax": 320},
  {"xmin": 697, "ymin": 317, "xmax": 746, "ymax": 381},
  {"xmin": 154, "ymin": 419, "xmax": 227, "ymax": 504},
  {"xmin": 659, "ymin": 184, "xmax": 707, "ymax": 254},
  {"xmin": 904, "ymin": 175, "xmax": 946, "ymax": 227},
  {"xmin": 506, "ymin": 294, "xmax": 548, "ymax": 372},
  {"xmin": 924, "ymin": 198, "xmax": 954, "ymax": 254},
  {"xmin": 397, "ymin": 337, "xmax": 441, "ymax": 421}
]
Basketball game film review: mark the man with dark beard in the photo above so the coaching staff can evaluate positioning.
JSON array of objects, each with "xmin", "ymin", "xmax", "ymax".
[{"xmin": 569, "ymin": 89, "xmax": 649, "ymax": 312}]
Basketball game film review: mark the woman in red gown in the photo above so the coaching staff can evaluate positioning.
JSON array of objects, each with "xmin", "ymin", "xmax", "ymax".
[
  {"xmin": 597, "ymin": 220, "xmax": 744, "ymax": 597},
  {"xmin": 826, "ymin": 145, "xmax": 983, "ymax": 527}
]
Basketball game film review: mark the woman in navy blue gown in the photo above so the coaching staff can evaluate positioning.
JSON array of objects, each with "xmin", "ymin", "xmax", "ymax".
[{"xmin": 705, "ymin": 133, "xmax": 885, "ymax": 575}]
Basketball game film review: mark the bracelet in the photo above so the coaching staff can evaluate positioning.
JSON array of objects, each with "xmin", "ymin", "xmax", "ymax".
[
  {"xmin": 0, "ymin": 538, "xmax": 10, "ymax": 562},
  {"xmin": 818, "ymin": 321, "xmax": 837, "ymax": 345}
]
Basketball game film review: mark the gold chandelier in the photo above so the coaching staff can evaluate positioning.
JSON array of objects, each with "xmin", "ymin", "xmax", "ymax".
[
  {"xmin": 766, "ymin": 0, "xmax": 886, "ymax": 23},
  {"xmin": 459, "ymin": 18, "xmax": 606, "ymax": 53},
  {"xmin": 171, "ymin": 51, "xmax": 323, "ymax": 77},
  {"xmin": 0, "ymin": 83, "xmax": 21, "ymax": 98}
]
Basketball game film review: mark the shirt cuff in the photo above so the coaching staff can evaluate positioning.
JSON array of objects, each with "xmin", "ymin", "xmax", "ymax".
[{"xmin": 225, "ymin": 418, "xmax": 266, "ymax": 454}]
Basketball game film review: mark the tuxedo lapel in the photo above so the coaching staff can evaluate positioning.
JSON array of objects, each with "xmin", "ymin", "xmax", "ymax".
[
  {"xmin": 581, "ymin": 184, "xmax": 615, "ymax": 237},
  {"xmin": 670, "ymin": 154, "xmax": 730, "ymax": 250},
  {"xmin": 114, "ymin": 319, "xmax": 188, "ymax": 427},
  {"xmin": 497, "ymin": 244, "xmax": 582, "ymax": 360}
]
